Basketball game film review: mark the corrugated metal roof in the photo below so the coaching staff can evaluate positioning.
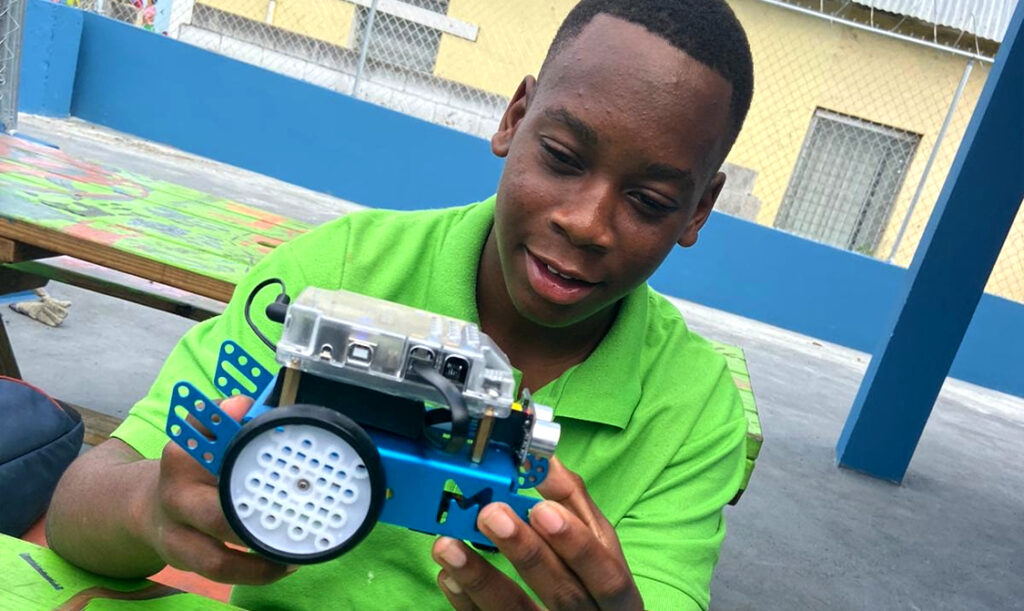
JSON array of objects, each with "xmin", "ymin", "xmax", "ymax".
[{"xmin": 853, "ymin": 0, "xmax": 1018, "ymax": 42}]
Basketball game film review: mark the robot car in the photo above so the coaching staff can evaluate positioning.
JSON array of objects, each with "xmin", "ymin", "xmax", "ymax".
[{"xmin": 165, "ymin": 280, "xmax": 561, "ymax": 564}]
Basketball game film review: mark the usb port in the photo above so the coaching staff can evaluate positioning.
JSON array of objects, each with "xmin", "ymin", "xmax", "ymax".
[{"xmin": 347, "ymin": 341, "xmax": 374, "ymax": 366}]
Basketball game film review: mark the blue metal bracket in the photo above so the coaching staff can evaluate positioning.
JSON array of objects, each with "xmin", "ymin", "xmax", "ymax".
[
  {"xmin": 213, "ymin": 340, "xmax": 274, "ymax": 400},
  {"xmin": 166, "ymin": 340, "xmax": 274, "ymax": 475},
  {"xmin": 166, "ymin": 382, "xmax": 241, "ymax": 475},
  {"xmin": 375, "ymin": 432, "xmax": 539, "ymax": 547},
  {"xmin": 518, "ymin": 454, "xmax": 549, "ymax": 489}
]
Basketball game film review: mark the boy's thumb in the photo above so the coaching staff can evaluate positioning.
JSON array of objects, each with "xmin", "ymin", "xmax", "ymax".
[{"xmin": 219, "ymin": 395, "xmax": 255, "ymax": 421}]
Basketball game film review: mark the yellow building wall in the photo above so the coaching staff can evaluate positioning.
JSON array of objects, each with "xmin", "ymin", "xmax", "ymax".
[
  {"xmin": 726, "ymin": 0, "xmax": 986, "ymax": 246},
  {"xmin": 989, "ymin": 206, "xmax": 1024, "ymax": 303},
  {"xmin": 272, "ymin": 0, "xmax": 356, "ymax": 48},
  {"xmin": 435, "ymin": 0, "xmax": 576, "ymax": 97},
  {"xmin": 200, "ymin": 0, "xmax": 266, "ymax": 23},
  {"xmin": 199, "ymin": 0, "xmax": 355, "ymax": 48}
]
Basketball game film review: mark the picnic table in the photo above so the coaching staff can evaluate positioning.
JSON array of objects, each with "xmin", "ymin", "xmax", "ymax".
[
  {"xmin": 0, "ymin": 132, "xmax": 308, "ymax": 304},
  {"xmin": 0, "ymin": 132, "xmax": 761, "ymax": 500}
]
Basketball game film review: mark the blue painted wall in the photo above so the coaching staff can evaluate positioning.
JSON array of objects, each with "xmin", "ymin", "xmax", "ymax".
[
  {"xmin": 17, "ymin": 2, "xmax": 1024, "ymax": 398},
  {"xmin": 651, "ymin": 213, "xmax": 907, "ymax": 352},
  {"xmin": 18, "ymin": 0, "xmax": 82, "ymax": 117},
  {"xmin": 649, "ymin": 208, "xmax": 1024, "ymax": 398}
]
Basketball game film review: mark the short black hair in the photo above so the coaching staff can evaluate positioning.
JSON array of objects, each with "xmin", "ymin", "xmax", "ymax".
[{"xmin": 542, "ymin": 0, "xmax": 754, "ymax": 149}]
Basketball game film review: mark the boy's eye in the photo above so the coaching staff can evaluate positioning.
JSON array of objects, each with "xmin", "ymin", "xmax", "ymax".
[
  {"xmin": 629, "ymin": 191, "xmax": 675, "ymax": 215},
  {"xmin": 540, "ymin": 140, "xmax": 582, "ymax": 171}
]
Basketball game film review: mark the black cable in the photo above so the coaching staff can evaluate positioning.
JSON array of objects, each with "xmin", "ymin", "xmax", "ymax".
[
  {"xmin": 414, "ymin": 361, "xmax": 470, "ymax": 454},
  {"xmin": 244, "ymin": 278, "xmax": 289, "ymax": 352}
]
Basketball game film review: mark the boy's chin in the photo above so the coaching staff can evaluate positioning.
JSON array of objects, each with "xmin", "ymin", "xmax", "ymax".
[{"xmin": 513, "ymin": 295, "xmax": 604, "ymax": 330}]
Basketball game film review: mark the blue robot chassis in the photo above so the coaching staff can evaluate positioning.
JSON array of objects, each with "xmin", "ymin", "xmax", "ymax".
[{"xmin": 165, "ymin": 284, "xmax": 560, "ymax": 564}]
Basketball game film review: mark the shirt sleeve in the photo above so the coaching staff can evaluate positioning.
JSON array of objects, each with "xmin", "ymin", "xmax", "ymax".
[
  {"xmin": 620, "ymin": 366, "xmax": 748, "ymax": 611},
  {"xmin": 111, "ymin": 240, "xmax": 316, "ymax": 460}
]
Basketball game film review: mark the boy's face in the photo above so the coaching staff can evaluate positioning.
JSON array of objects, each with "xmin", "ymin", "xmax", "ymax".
[{"xmin": 489, "ymin": 14, "xmax": 734, "ymax": 329}]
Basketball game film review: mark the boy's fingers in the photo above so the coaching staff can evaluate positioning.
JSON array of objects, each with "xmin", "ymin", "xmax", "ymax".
[
  {"xmin": 476, "ymin": 503, "xmax": 597, "ymax": 610},
  {"xmin": 529, "ymin": 502, "xmax": 643, "ymax": 611},
  {"xmin": 160, "ymin": 438, "xmax": 217, "ymax": 486},
  {"xmin": 536, "ymin": 457, "xmax": 593, "ymax": 514},
  {"xmin": 437, "ymin": 570, "xmax": 480, "ymax": 611},
  {"xmin": 158, "ymin": 430, "xmax": 245, "ymax": 548},
  {"xmin": 173, "ymin": 484, "xmax": 247, "ymax": 548},
  {"xmin": 432, "ymin": 537, "xmax": 539, "ymax": 611},
  {"xmin": 535, "ymin": 458, "xmax": 615, "ymax": 546},
  {"xmin": 160, "ymin": 523, "xmax": 289, "ymax": 585},
  {"xmin": 182, "ymin": 394, "xmax": 253, "ymax": 440},
  {"xmin": 219, "ymin": 395, "xmax": 255, "ymax": 420},
  {"xmin": 157, "ymin": 448, "xmax": 245, "ymax": 547}
]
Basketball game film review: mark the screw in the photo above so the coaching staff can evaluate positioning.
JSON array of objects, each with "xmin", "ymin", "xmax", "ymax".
[{"xmin": 297, "ymin": 479, "xmax": 310, "ymax": 491}]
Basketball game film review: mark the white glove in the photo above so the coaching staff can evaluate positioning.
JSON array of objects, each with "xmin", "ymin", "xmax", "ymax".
[{"xmin": 9, "ymin": 288, "xmax": 72, "ymax": 327}]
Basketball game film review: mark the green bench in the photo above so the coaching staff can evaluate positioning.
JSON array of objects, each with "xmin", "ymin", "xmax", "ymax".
[{"xmin": 711, "ymin": 342, "xmax": 762, "ymax": 505}]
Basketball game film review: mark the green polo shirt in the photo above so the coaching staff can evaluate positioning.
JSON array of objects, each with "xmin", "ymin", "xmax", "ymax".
[{"xmin": 112, "ymin": 197, "xmax": 746, "ymax": 611}]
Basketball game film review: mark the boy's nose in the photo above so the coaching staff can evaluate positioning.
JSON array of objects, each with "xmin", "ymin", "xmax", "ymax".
[{"xmin": 549, "ymin": 183, "xmax": 616, "ymax": 252}]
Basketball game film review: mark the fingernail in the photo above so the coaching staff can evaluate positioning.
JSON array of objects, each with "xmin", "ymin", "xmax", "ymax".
[
  {"xmin": 482, "ymin": 506, "xmax": 516, "ymax": 539},
  {"xmin": 532, "ymin": 502, "xmax": 565, "ymax": 535},
  {"xmin": 442, "ymin": 575, "xmax": 463, "ymax": 594},
  {"xmin": 285, "ymin": 564, "xmax": 300, "ymax": 575},
  {"xmin": 437, "ymin": 537, "xmax": 467, "ymax": 568}
]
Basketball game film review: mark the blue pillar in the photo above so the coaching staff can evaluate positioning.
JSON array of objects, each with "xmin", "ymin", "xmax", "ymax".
[{"xmin": 836, "ymin": 3, "xmax": 1024, "ymax": 483}]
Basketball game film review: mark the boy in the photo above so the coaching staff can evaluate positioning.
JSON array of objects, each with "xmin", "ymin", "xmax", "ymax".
[{"xmin": 47, "ymin": 0, "xmax": 755, "ymax": 609}]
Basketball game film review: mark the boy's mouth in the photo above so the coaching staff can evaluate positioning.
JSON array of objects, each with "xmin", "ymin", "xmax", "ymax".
[{"xmin": 524, "ymin": 250, "xmax": 598, "ymax": 305}]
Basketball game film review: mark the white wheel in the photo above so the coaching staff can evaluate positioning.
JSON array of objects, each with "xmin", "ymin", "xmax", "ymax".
[{"xmin": 220, "ymin": 405, "xmax": 384, "ymax": 563}]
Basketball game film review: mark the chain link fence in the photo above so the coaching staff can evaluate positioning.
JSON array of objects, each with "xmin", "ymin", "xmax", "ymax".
[
  {"xmin": 0, "ymin": 0, "xmax": 26, "ymax": 132},
  {"xmin": 76, "ymin": 0, "xmax": 559, "ymax": 139},
  {"xmin": 22, "ymin": 0, "xmax": 1024, "ymax": 303},
  {"xmin": 720, "ymin": 0, "xmax": 1023, "ymax": 304}
]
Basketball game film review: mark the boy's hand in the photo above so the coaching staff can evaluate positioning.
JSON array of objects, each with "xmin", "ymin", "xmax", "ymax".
[
  {"xmin": 431, "ymin": 458, "xmax": 644, "ymax": 610},
  {"xmin": 133, "ymin": 395, "xmax": 294, "ymax": 585}
]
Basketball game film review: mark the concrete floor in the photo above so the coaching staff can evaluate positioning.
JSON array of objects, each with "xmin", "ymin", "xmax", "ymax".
[{"xmin": 6, "ymin": 116, "xmax": 1023, "ymax": 610}]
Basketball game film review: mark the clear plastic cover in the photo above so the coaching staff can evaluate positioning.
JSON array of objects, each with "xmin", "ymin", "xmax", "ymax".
[{"xmin": 277, "ymin": 287, "xmax": 515, "ymax": 418}]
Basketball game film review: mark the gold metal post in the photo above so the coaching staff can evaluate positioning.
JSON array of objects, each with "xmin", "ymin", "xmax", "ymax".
[
  {"xmin": 279, "ymin": 362, "xmax": 301, "ymax": 407},
  {"xmin": 471, "ymin": 408, "xmax": 495, "ymax": 464}
]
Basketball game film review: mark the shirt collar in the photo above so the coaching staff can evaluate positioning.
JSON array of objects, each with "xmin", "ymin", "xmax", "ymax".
[
  {"xmin": 531, "ymin": 286, "xmax": 647, "ymax": 430},
  {"xmin": 425, "ymin": 195, "xmax": 647, "ymax": 431}
]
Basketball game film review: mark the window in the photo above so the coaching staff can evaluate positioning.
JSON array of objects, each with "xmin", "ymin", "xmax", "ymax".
[
  {"xmin": 354, "ymin": 0, "xmax": 450, "ymax": 73},
  {"xmin": 775, "ymin": 109, "xmax": 920, "ymax": 254}
]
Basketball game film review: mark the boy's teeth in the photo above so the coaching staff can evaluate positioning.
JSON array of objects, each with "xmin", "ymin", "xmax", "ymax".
[{"xmin": 546, "ymin": 264, "xmax": 577, "ymax": 281}]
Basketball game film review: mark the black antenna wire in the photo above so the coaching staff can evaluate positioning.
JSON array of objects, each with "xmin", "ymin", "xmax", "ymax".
[{"xmin": 244, "ymin": 278, "xmax": 290, "ymax": 352}]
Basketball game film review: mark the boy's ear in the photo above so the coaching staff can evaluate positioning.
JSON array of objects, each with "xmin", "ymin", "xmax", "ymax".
[
  {"xmin": 491, "ymin": 76, "xmax": 536, "ymax": 158},
  {"xmin": 677, "ymin": 171, "xmax": 726, "ymax": 248}
]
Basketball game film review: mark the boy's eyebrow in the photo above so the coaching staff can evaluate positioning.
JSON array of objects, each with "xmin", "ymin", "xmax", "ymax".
[
  {"xmin": 544, "ymin": 107, "xmax": 598, "ymax": 148},
  {"xmin": 644, "ymin": 163, "xmax": 696, "ymax": 191}
]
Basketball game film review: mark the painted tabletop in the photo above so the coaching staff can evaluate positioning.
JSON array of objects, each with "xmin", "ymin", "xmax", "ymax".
[
  {"xmin": 0, "ymin": 134, "xmax": 311, "ymax": 301},
  {"xmin": 0, "ymin": 533, "xmax": 240, "ymax": 609}
]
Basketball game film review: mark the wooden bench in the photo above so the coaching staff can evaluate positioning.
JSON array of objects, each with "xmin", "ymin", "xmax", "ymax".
[{"xmin": 0, "ymin": 132, "xmax": 763, "ymax": 502}]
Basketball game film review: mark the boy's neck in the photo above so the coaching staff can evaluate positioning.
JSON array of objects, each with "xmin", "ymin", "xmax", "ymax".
[{"xmin": 475, "ymin": 230, "xmax": 618, "ymax": 392}]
